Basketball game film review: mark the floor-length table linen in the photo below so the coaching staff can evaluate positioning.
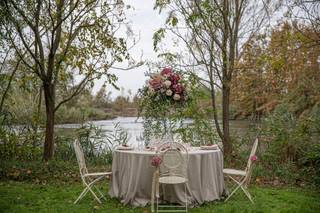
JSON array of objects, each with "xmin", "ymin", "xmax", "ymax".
[{"xmin": 108, "ymin": 148, "xmax": 225, "ymax": 207}]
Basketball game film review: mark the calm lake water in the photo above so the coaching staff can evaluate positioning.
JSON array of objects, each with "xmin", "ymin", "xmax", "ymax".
[{"xmin": 56, "ymin": 117, "xmax": 255, "ymax": 147}]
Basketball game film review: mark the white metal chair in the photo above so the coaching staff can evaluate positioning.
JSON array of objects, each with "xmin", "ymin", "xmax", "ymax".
[
  {"xmin": 73, "ymin": 139, "xmax": 112, "ymax": 204},
  {"xmin": 223, "ymin": 138, "xmax": 259, "ymax": 203},
  {"xmin": 156, "ymin": 142, "xmax": 189, "ymax": 213},
  {"xmin": 149, "ymin": 136, "xmax": 163, "ymax": 150}
]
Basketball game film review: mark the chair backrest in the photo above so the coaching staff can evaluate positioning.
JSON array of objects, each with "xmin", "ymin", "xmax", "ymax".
[
  {"xmin": 158, "ymin": 142, "xmax": 188, "ymax": 179},
  {"xmin": 149, "ymin": 134, "xmax": 175, "ymax": 149},
  {"xmin": 149, "ymin": 136, "xmax": 163, "ymax": 149},
  {"xmin": 246, "ymin": 138, "xmax": 259, "ymax": 170},
  {"xmin": 245, "ymin": 138, "xmax": 259, "ymax": 186},
  {"xmin": 73, "ymin": 139, "xmax": 88, "ymax": 176}
]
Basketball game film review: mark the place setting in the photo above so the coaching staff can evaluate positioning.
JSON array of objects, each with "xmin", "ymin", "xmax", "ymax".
[
  {"xmin": 116, "ymin": 144, "xmax": 134, "ymax": 150},
  {"xmin": 199, "ymin": 143, "xmax": 219, "ymax": 150}
]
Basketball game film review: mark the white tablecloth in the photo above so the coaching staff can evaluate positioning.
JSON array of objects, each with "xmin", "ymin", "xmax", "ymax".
[{"xmin": 108, "ymin": 147, "xmax": 225, "ymax": 206}]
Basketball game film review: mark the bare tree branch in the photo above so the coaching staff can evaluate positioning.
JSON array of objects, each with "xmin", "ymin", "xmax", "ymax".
[{"xmin": 0, "ymin": 59, "xmax": 21, "ymax": 112}]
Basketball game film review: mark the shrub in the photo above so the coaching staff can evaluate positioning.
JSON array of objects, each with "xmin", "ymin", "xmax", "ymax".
[
  {"xmin": 55, "ymin": 106, "xmax": 114, "ymax": 124},
  {"xmin": 0, "ymin": 123, "xmax": 129, "ymax": 182},
  {"xmin": 252, "ymin": 103, "xmax": 320, "ymax": 186}
]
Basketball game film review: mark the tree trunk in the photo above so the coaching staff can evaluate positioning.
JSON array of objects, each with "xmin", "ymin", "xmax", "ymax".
[
  {"xmin": 222, "ymin": 85, "xmax": 232, "ymax": 157},
  {"xmin": 221, "ymin": 0, "xmax": 232, "ymax": 158},
  {"xmin": 209, "ymin": 84, "xmax": 223, "ymax": 140},
  {"xmin": 43, "ymin": 82, "xmax": 55, "ymax": 161}
]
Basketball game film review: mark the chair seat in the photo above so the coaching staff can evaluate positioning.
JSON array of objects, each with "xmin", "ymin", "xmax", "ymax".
[
  {"xmin": 83, "ymin": 172, "xmax": 112, "ymax": 177},
  {"xmin": 159, "ymin": 176, "xmax": 187, "ymax": 184},
  {"xmin": 223, "ymin": 168, "xmax": 246, "ymax": 176}
]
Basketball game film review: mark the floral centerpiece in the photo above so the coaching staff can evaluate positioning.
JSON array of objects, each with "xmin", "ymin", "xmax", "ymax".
[
  {"xmin": 139, "ymin": 67, "xmax": 218, "ymax": 147},
  {"xmin": 139, "ymin": 67, "xmax": 191, "ymax": 144},
  {"xmin": 145, "ymin": 67, "xmax": 188, "ymax": 104}
]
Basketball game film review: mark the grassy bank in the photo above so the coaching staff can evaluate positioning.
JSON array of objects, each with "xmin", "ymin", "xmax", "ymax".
[{"xmin": 0, "ymin": 181, "xmax": 319, "ymax": 213}]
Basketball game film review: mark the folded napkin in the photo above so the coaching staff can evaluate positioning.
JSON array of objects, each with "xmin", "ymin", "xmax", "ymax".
[
  {"xmin": 144, "ymin": 146, "xmax": 156, "ymax": 151},
  {"xmin": 117, "ymin": 145, "xmax": 134, "ymax": 150},
  {"xmin": 200, "ymin": 144, "xmax": 218, "ymax": 150}
]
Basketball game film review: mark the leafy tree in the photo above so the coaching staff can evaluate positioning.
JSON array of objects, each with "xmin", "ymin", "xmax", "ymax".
[
  {"xmin": 93, "ymin": 85, "xmax": 110, "ymax": 109},
  {"xmin": 285, "ymin": 0, "xmax": 320, "ymax": 47},
  {"xmin": 0, "ymin": 0, "xmax": 131, "ymax": 160},
  {"xmin": 153, "ymin": 0, "xmax": 277, "ymax": 157},
  {"xmin": 231, "ymin": 22, "xmax": 320, "ymax": 118}
]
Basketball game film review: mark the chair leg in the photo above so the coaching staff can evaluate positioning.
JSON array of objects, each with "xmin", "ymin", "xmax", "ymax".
[
  {"xmin": 241, "ymin": 185, "xmax": 254, "ymax": 204},
  {"xmin": 228, "ymin": 176, "xmax": 239, "ymax": 192},
  {"xmin": 74, "ymin": 187, "xmax": 89, "ymax": 204},
  {"xmin": 230, "ymin": 176, "xmax": 254, "ymax": 203},
  {"xmin": 156, "ymin": 195, "xmax": 159, "ymax": 213},
  {"xmin": 94, "ymin": 185, "xmax": 106, "ymax": 200},
  {"xmin": 87, "ymin": 185, "xmax": 102, "ymax": 204},
  {"xmin": 225, "ymin": 184, "xmax": 241, "ymax": 202},
  {"xmin": 225, "ymin": 175, "xmax": 254, "ymax": 204},
  {"xmin": 74, "ymin": 177, "xmax": 102, "ymax": 204},
  {"xmin": 185, "ymin": 183, "xmax": 188, "ymax": 213},
  {"xmin": 156, "ymin": 181, "xmax": 160, "ymax": 213},
  {"xmin": 225, "ymin": 178, "xmax": 245, "ymax": 202}
]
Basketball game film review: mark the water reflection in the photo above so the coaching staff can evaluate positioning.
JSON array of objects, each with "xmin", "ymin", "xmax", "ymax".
[{"xmin": 56, "ymin": 117, "xmax": 253, "ymax": 147}]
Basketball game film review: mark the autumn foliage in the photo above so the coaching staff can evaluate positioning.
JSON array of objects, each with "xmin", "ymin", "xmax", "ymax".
[{"xmin": 231, "ymin": 22, "xmax": 320, "ymax": 119}]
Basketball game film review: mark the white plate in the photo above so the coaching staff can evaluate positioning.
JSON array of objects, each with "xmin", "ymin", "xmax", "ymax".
[
  {"xmin": 200, "ymin": 145, "xmax": 218, "ymax": 150},
  {"xmin": 117, "ymin": 146, "xmax": 134, "ymax": 150},
  {"xmin": 144, "ymin": 147, "xmax": 156, "ymax": 151}
]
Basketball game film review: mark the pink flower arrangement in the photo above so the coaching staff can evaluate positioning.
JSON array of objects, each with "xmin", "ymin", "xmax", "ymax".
[
  {"xmin": 160, "ymin": 67, "xmax": 172, "ymax": 76},
  {"xmin": 250, "ymin": 155, "xmax": 258, "ymax": 162},
  {"xmin": 147, "ymin": 67, "xmax": 187, "ymax": 102},
  {"xmin": 151, "ymin": 156, "xmax": 162, "ymax": 167}
]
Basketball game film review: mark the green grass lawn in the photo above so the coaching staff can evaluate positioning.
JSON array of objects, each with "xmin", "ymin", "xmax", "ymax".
[{"xmin": 0, "ymin": 181, "xmax": 319, "ymax": 213}]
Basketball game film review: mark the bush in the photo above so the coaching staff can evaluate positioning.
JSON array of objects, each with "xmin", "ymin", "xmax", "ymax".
[
  {"xmin": 0, "ymin": 160, "xmax": 80, "ymax": 183},
  {"xmin": 55, "ymin": 106, "xmax": 114, "ymax": 124},
  {"xmin": 54, "ymin": 123, "xmax": 129, "ymax": 165},
  {"xmin": 249, "ymin": 104, "xmax": 320, "ymax": 186},
  {"xmin": 0, "ymin": 123, "xmax": 129, "ymax": 182},
  {"xmin": 0, "ymin": 126, "xmax": 43, "ymax": 161}
]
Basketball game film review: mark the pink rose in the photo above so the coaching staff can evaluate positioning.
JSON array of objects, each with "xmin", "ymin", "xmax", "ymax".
[
  {"xmin": 151, "ymin": 156, "xmax": 162, "ymax": 167},
  {"xmin": 169, "ymin": 73, "xmax": 180, "ymax": 84},
  {"xmin": 250, "ymin": 155, "xmax": 257, "ymax": 162},
  {"xmin": 160, "ymin": 68, "xmax": 173, "ymax": 76},
  {"xmin": 149, "ymin": 79, "xmax": 162, "ymax": 90},
  {"xmin": 172, "ymin": 84, "xmax": 184, "ymax": 94}
]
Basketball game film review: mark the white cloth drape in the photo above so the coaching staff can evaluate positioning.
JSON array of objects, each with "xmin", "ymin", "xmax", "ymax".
[{"xmin": 108, "ymin": 149, "xmax": 225, "ymax": 207}]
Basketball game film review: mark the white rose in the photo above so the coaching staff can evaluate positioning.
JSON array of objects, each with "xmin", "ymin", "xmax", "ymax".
[
  {"xmin": 164, "ymin": 80, "xmax": 172, "ymax": 88},
  {"xmin": 173, "ymin": 94, "xmax": 181, "ymax": 101},
  {"xmin": 166, "ymin": 89, "xmax": 173, "ymax": 96}
]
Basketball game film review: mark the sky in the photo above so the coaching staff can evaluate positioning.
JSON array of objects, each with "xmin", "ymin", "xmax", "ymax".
[
  {"xmin": 91, "ymin": 0, "xmax": 288, "ymax": 100},
  {"xmin": 92, "ymin": 0, "xmax": 168, "ymax": 99}
]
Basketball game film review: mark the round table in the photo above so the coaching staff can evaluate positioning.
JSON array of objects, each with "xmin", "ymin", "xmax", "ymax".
[{"xmin": 108, "ymin": 147, "xmax": 225, "ymax": 207}]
